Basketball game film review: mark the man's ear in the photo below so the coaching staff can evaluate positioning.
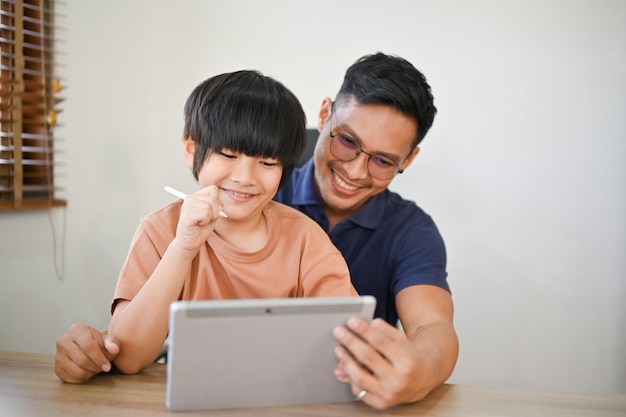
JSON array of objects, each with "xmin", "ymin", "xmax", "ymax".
[
  {"xmin": 401, "ymin": 146, "xmax": 420, "ymax": 172},
  {"xmin": 317, "ymin": 97, "xmax": 333, "ymax": 132},
  {"xmin": 182, "ymin": 135, "xmax": 195, "ymax": 169}
]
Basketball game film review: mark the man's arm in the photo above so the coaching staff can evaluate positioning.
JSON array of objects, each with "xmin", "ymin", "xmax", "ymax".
[
  {"xmin": 332, "ymin": 284, "xmax": 458, "ymax": 410},
  {"xmin": 54, "ymin": 324, "xmax": 119, "ymax": 384}
]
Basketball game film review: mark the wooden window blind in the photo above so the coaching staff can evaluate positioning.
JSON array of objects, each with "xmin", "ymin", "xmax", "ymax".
[{"xmin": 0, "ymin": 0, "xmax": 64, "ymax": 210}]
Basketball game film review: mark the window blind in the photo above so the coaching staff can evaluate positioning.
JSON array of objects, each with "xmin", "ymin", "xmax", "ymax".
[{"xmin": 0, "ymin": 0, "xmax": 64, "ymax": 210}]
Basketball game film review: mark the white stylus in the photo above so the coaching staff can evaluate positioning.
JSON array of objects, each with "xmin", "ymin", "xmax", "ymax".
[{"xmin": 164, "ymin": 186, "xmax": 228, "ymax": 218}]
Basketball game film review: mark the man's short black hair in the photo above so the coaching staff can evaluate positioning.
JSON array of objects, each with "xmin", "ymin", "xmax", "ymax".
[{"xmin": 336, "ymin": 52, "xmax": 437, "ymax": 147}]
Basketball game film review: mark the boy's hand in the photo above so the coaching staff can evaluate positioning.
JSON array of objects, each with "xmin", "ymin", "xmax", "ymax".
[
  {"xmin": 55, "ymin": 324, "xmax": 119, "ymax": 384},
  {"xmin": 172, "ymin": 185, "xmax": 224, "ymax": 256}
]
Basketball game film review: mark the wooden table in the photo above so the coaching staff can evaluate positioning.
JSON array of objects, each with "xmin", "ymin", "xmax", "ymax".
[{"xmin": 1, "ymin": 351, "xmax": 624, "ymax": 416}]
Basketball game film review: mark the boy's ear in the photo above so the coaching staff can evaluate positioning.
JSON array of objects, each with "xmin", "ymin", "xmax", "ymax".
[{"xmin": 182, "ymin": 136, "xmax": 195, "ymax": 169}]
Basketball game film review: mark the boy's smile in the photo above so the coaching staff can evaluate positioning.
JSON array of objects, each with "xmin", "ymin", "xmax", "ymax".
[{"xmin": 222, "ymin": 188, "xmax": 258, "ymax": 203}]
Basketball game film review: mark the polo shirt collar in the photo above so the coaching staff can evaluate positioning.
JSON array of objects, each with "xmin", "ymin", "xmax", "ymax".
[
  {"xmin": 291, "ymin": 159, "xmax": 321, "ymax": 206},
  {"xmin": 347, "ymin": 190, "xmax": 387, "ymax": 230},
  {"xmin": 293, "ymin": 159, "xmax": 387, "ymax": 230}
]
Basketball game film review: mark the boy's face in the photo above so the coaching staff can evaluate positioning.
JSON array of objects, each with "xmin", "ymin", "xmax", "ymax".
[
  {"xmin": 185, "ymin": 139, "xmax": 283, "ymax": 221},
  {"xmin": 313, "ymin": 98, "xmax": 420, "ymax": 219}
]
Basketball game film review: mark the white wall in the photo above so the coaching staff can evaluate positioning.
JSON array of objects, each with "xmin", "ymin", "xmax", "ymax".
[{"xmin": 1, "ymin": 0, "xmax": 624, "ymax": 395}]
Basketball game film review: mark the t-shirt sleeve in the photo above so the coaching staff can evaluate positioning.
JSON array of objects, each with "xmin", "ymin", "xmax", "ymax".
[
  {"xmin": 300, "ymin": 251, "xmax": 358, "ymax": 297},
  {"xmin": 390, "ymin": 217, "xmax": 449, "ymax": 296},
  {"xmin": 296, "ymin": 222, "xmax": 358, "ymax": 297},
  {"xmin": 110, "ymin": 222, "xmax": 163, "ymax": 314},
  {"xmin": 110, "ymin": 205, "xmax": 179, "ymax": 314}
]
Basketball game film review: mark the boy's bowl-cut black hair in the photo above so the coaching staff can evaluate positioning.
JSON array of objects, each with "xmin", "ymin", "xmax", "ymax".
[{"xmin": 184, "ymin": 70, "xmax": 306, "ymax": 187}]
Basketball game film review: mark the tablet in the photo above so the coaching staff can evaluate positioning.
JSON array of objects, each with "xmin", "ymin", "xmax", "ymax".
[{"xmin": 166, "ymin": 296, "xmax": 376, "ymax": 410}]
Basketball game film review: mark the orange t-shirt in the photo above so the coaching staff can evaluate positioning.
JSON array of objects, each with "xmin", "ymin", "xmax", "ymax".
[{"xmin": 112, "ymin": 200, "xmax": 357, "ymax": 312}]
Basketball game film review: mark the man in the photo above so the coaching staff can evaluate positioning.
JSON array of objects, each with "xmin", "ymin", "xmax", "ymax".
[
  {"xmin": 54, "ymin": 53, "xmax": 458, "ymax": 411},
  {"xmin": 274, "ymin": 52, "xmax": 458, "ymax": 410}
]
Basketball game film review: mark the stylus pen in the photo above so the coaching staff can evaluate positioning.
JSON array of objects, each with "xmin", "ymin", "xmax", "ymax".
[{"xmin": 164, "ymin": 186, "xmax": 228, "ymax": 218}]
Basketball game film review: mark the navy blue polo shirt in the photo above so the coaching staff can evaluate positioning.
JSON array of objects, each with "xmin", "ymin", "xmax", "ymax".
[{"xmin": 274, "ymin": 159, "xmax": 449, "ymax": 325}]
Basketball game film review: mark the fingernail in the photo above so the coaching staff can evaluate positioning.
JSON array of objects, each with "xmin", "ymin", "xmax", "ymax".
[
  {"xmin": 333, "ymin": 326, "xmax": 346, "ymax": 338},
  {"xmin": 347, "ymin": 317, "xmax": 360, "ymax": 330},
  {"xmin": 101, "ymin": 363, "xmax": 111, "ymax": 372}
]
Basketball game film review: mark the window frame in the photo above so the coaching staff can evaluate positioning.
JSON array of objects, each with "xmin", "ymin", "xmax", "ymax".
[{"xmin": 0, "ymin": 0, "xmax": 64, "ymax": 210}]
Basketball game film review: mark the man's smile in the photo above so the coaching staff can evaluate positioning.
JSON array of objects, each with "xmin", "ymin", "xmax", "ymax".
[{"xmin": 331, "ymin": 170, "xmax": 370, "ymax": 196}]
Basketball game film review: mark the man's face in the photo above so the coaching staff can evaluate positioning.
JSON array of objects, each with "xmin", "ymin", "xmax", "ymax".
[{"xmin": 313, "ymin": 98, "xmax": 420, "ymax": 220}]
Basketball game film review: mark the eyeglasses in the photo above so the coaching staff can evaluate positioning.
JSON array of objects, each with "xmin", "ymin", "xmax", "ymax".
[{"xmin": 328, "ymin": 121, "xmax": 404, "ymax": 180}]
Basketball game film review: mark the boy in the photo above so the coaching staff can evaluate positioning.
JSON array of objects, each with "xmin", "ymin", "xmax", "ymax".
[{"xmin": 106, "ymin": 70, "xmax": 357, "ymax": 375}]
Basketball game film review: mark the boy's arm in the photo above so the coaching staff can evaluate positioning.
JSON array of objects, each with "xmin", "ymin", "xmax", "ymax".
[
  {"xmin": 106, "ymin": 243, "xmax": 195, "ymax": 374},
  {"xmin": 108, "ymin": 186, "xmax": 223, "ymax": 374}
]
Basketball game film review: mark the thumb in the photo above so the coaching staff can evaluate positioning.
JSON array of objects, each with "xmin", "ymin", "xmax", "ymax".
[{"xmin": 103, "ymin": 335, "xmax": 120, "ymax": 358}]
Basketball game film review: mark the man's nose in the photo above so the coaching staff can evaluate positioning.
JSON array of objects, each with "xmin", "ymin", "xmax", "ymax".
[{"xmin": 342, "ymin": 152, "xmax": 370, "ymax": 180}]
